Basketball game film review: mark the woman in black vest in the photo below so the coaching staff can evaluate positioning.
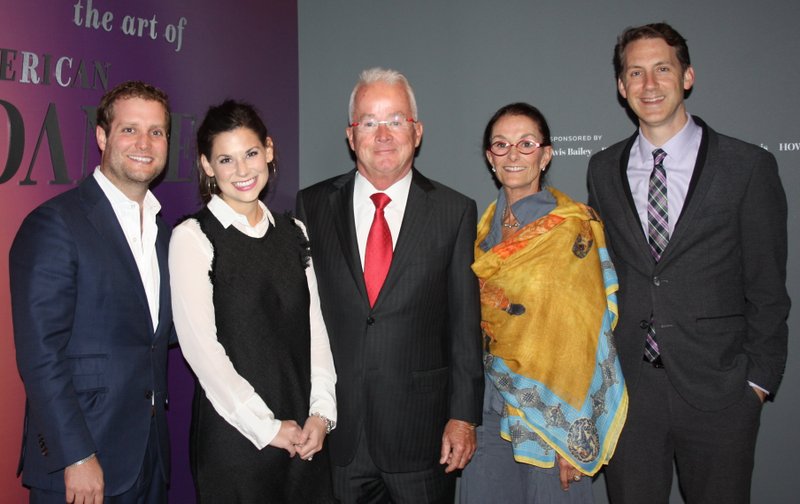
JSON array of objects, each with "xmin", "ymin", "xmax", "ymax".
[{"xmin": 170, "ymin": 100, "xmax": 337, "ymax": 503}]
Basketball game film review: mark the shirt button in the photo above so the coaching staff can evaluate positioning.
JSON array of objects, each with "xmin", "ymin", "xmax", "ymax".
[
  {"xmin": 639, "ymin": 320, "xmax": 650, "ymax": 329},
  {"xmin": 653, "ymin": 276, "xmax": 661, "ymax": 286},
  {"xmin": 366, "ymin": 317, "xmax": 375, "ymax": 326}
]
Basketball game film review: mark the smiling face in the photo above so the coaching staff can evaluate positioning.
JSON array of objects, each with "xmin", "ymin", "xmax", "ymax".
[
  {"xmin": 346, "ymin": 81, "xmax": 423, "ymax": 190},
  {"xmin": 486, "ymin": 114, "xmax": 553, "ymax": 205},
  {"xmin": 200, "ymin": 127, "xmax": 273, "ymax": 219},
  {"xmin": 618, "ymin": 37, "xmax": 695, "ymax": 144},
  {"xmin": 95, "ymin": 97, "xmax": 169, "ymax": 202}
]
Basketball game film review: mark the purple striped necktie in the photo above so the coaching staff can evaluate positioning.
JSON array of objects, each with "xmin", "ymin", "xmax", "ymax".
[
  {"xmin": 645, "ymin": 148, "xmax": 668, "ymax": 362},
  {"xmin": 647, "ymin": 148, "xmax": 669, "ymax": 261}
]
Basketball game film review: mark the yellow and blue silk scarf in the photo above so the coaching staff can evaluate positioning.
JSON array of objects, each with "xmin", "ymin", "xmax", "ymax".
[{"xmin": 472, "ymin": 187, "xmax": 627, "ymax": 476}]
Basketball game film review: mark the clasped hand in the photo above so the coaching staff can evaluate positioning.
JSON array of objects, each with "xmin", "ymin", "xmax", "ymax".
[{"xmin": 268, "ymin": 417, "xmax": 327, "ymax": 461}]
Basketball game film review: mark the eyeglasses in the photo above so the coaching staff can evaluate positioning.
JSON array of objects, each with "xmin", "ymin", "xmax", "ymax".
[
  {"xmin": 350, "ymin": 114, "xmax": 417, "ymax": 132},
  {"xmin": 488, "ymin": 139, "xmax": 543, "ymax": 156}
]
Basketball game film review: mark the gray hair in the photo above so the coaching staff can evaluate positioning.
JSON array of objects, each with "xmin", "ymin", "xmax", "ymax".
[{"xmin": 347, "ymin": 67, "xmax": 418, "ymax": 123}]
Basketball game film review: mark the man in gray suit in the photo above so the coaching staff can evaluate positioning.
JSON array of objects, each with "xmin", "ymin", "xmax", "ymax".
[
  {"xmin": 296, "ymin": 67, "xmax": 483, "ymax": 503},
  {"xmin": 587, "ymin": 23, "xmax": 789, "ymax": 504}
]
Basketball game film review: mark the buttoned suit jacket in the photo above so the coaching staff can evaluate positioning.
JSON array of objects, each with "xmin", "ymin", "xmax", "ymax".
[
  {"xmin": 10, "ymin": 176, "xmax": 174, "ymax": 495},
  {"xmin": 587, "ymin": 117, "xmax": 789, "ymax": 411},
  {"xmin": 296, "ymin": 168, "xmax": 484, "ymax": 472}
]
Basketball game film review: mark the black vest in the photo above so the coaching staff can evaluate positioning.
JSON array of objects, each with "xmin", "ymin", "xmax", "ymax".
[{"xmin": 195, "ymin": 207, "xmax": 312, "ymax": 424}]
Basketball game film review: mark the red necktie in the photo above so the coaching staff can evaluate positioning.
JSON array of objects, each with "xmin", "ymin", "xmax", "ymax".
[{"xmin": 364, "ymin": 193, "xmax": 392, "ymax": 307}]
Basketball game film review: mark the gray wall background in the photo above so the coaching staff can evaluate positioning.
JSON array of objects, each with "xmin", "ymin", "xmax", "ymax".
[{"xmin": 298, "ymin": 1, "xmax": 799, "ymax": 502}]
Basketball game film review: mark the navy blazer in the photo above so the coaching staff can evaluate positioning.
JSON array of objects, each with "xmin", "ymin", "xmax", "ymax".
[
  {"xmin": 587, "ymin": 118, "xmax": 790, "ymax": 410},
  {"xmin": 296, "ymin": 169, "xmax": 484, "ymax": 472},
  {"xmin": 10, "ymin": 176, "xmax": 174, "ymax": 495}
]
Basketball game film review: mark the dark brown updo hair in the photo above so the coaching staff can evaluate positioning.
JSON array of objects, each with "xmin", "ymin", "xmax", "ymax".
[{"xmin": 195, "ymin": 100, "xmax": 276, "ymax": 203}]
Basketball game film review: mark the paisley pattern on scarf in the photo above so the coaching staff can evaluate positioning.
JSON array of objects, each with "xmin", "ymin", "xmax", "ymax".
[{"xmin": 472, "ymin": 187, "xmax": 627, "ymax": 475}]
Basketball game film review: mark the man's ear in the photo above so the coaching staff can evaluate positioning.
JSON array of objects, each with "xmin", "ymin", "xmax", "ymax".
[{"xmin": 96, "ymin": 125, "xmax": 107, "ymax": 153}]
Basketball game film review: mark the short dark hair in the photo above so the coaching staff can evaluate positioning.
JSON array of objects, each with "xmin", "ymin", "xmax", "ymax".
[
  {"xmin": 614, "ymin": 22, "xmax": 691, "ymax": 80},
  {"xmin": 483, "ymin": 102, "xmax": 553, "ymax": 185},
  {"xmin": 195, "ymin": 100, "xmax": 276, "ymax": 203},
  {"xmin": 96, "ymin": 81, "xmax": 170, "ymax": 135}
]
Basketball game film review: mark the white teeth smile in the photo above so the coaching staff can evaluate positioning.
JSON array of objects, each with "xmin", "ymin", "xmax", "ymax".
[
  {"xmin": 503, "ymin": 166, "xmax": 527, "ymax": 172},
  {"xmin": 233, "ymin": 178, "xmax": 256, "ymax": 188},
  {"xmin": 128, "ymin": 155, "xmax": 153, "ymax": 163}
]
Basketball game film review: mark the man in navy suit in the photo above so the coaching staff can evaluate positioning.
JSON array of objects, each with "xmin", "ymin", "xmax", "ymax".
[
  {"xmin": 10, "ymin": 81, "xmax": 175, "ymax": 503},
  {"xmin": 587, "ymin": 23, "xmax": 789, "ymax": 503}
]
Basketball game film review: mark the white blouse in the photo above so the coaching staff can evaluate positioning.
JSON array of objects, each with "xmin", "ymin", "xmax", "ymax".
[{"xmin": 169, "ymin": 195, "xmax": 337, "ymax": 449}]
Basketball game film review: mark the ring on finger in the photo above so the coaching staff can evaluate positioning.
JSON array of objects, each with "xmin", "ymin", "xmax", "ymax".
[{"xmin": 573, "ymin": 474, "xmax": 581, "ymax": 482}]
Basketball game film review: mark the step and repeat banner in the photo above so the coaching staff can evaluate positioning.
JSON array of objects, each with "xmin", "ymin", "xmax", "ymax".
[{"xmin": 0, "ymin": 1, "xmax": 298, "ymax": 501}]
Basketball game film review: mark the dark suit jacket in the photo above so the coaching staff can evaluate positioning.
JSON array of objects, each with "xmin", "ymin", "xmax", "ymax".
[
  {"xmin": 10, "ymin": 176, "xmax": 174, "ymax": 495},
  {"xmin": 296, "ymin": 169, "xmax": 484, "ymax": 472},
  {"xmin": 587, "ymin": 117, "xmax": 789, "ymax": 411}
]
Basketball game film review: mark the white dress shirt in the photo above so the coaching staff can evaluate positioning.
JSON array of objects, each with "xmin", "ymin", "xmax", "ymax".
[
  {"xmin": 93, "ymin": 167, "xmax": 161, "ymax": 331},
  {"xmin": 169, "ymin": 195, "xmax": 337, "ymax": 449},
  {"xmin": 353, "ymin": 170, "xmax": 413, "ymax": 268}
]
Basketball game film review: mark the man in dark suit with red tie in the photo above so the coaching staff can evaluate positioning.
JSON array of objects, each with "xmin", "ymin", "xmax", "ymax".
[
  {"xmin": 587, "ymin": 23, "xmax": 789, "ymax": 504},
  {"xmin": 296, "ymin": 67, "xmax": 483, "ymax": 503}
]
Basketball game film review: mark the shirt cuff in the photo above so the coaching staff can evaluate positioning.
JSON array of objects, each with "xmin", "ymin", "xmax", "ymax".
[{"xmin": 748, "ymin": 381, "xmax": 769, "ymax": 396}]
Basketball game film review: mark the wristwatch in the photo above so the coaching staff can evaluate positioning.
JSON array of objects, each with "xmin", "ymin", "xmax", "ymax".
[{"xmin": 310, "ymin": 412, "xmax": 336, "ymax": 434}]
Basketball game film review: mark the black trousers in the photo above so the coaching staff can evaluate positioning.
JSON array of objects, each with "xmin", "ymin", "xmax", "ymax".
[
  {"xmin": 605, "ymin": 363, "xmax": 763, "ymax": 504},
  {"xmin": 332, "ymin": 428, "xmax": 455, "ymax": 504}
]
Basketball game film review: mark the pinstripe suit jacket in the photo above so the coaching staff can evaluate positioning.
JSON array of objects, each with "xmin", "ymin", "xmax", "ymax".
[{"xmin": 296, "ymin": 168, "xmax": 483, "ymax": 472}]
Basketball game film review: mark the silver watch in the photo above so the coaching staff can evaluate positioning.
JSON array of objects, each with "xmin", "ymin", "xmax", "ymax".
[{"xmin": 310, "ymin": 412, "xmax": 335, "ymax": 434}]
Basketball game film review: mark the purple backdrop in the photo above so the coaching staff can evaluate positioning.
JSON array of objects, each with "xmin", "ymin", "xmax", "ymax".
[{"xmin": 0, "ymin": 1, "xmax": 298, "ymax": 501}]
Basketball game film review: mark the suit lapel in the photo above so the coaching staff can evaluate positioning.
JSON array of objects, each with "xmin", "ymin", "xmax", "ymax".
[
  {"xmin": 154, "ymin": 218, "xmax": 171, "ymax": 340},
  {"xmin": 329, "ymin": 171, "xmax": 369, "ymax": 303},
  {"xmin": 658, "ymin": 118, "xmax": 712, "ymax": 266},
  {"xmin": 616, "ymin": 134, "xmax": 657, "ymax": 266},
  {"xmin": 374, "ymin": 170, "xmax": 433, "ymax": 308},
  {"xmin": 80, "ymin": 177, "xmax": 154, "ymax": 337}
]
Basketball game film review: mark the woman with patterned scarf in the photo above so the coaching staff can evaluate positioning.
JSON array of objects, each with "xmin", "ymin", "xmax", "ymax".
[{"xmin": 460, "ymin": 103, "xmax": 628, "ymax": 503}]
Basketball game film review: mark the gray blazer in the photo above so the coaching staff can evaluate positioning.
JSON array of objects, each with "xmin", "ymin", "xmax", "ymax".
[
  {"xmin": 587, "ymin": 117, "xmax": 789, "ymax": 411},
  {"xmin": 296, "ymin": 168, "xmax": 483, "ymax": 472}
]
